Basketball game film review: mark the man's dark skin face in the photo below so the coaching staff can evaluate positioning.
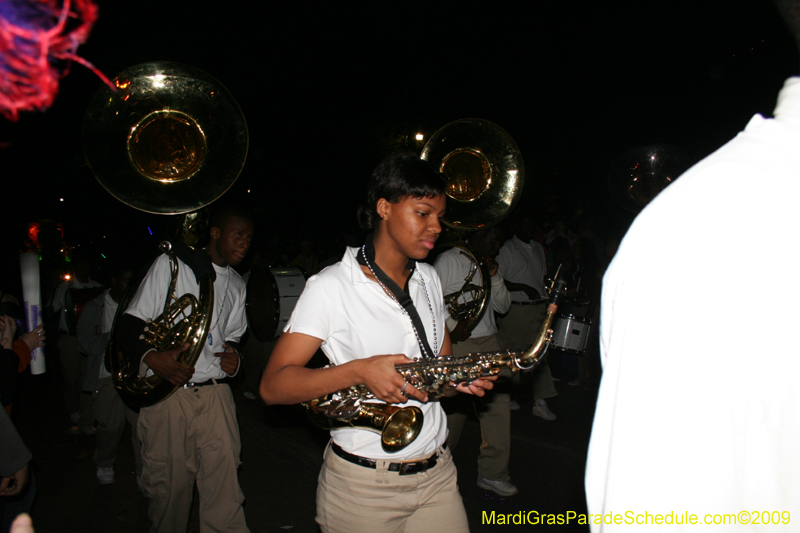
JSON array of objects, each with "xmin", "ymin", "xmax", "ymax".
[
  {"xmin": 207, "ymin": 216, "xmax": 254, "ymax": 268},
  {"xmin": 470, "ymin": 229, "xmax": 501, "ymax": 259},
  {"xmin": 145, "ymin": 214, "xmax": 254, "ymax": 385}
]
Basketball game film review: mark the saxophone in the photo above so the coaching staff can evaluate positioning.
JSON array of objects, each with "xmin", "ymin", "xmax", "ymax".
[{"xmin": 304, "ymin": 279, "xmax": 567, "ymax": 452}]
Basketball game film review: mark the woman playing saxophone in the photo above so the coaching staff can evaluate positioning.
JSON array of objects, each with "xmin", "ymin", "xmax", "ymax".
[{"xmin": 259, "ymin": 152, "xmax": 494, "ymax": 533}]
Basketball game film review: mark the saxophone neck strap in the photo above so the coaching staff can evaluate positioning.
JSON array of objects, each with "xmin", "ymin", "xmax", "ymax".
[{"xmin": 358, "ymin": 234, "xmax": 435, "ymax": 360}]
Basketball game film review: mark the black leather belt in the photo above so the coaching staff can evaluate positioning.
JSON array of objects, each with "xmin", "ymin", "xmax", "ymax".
[
  {"xmin": 330, "ymin": 441, "xmax": 446, "ymax": 475},
  {"xmin": 183, "ymin": 376, "xmax": 232, "ymax": 388}
]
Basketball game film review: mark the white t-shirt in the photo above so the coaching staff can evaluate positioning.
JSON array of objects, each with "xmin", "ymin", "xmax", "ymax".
[
  {"xmin": 126, "ymin": 254, "xmax": 248, "ymax": 382},
  {"xmin": 497, "ymin": 235, "xmax": 548, "ymax": 302},
  {"xmin": 434, "ymin": 246, "xmax": 511, "ymax": 339},
  {"xmin": 585, "ymin": 77, "xmax": 800, "ymax": 529},
  {"xmin": 285, "ymin": 247, "xmax": 448, "ymax": 460}
]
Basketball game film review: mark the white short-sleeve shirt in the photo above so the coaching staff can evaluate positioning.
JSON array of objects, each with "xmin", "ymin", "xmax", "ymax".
[
  {"xmin": 497, "ymin": 235, "xmax": 548, "ymax": 302},
  {"xmin": 285, "ymin": 247, "xmax": 448, "ymax": 460},
  {"xmin": 126, "ymin": 254, "xmax": 248, "ymax": 382},
  {"xmin": 585, "ymin": 77, "xmax": 800, "ymax": 527}
]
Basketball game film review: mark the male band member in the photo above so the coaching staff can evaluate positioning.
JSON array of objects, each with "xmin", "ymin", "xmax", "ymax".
[
  {"xmin": 434, "ymin": 227, "xmax": 517, "ymax": 497},
  {"xmin": 585, "ymin": 2, "xmax": 800, "ymax": 528},
  {"xmin": 76, "ymin": 264, "xmax": 138, "ymax": 485},
  {"xmin": 496, "ymin": 216, "xmax": 558, "ymax": 421},
  {"xmin": 118, "ymin": 206, "xmax": 253, "ymax": 533}
]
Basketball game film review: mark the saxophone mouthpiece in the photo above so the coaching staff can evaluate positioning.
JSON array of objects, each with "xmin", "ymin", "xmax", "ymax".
[{"xmin": 550, "ymin": 279, "xmax": 568, "ymax": 309}]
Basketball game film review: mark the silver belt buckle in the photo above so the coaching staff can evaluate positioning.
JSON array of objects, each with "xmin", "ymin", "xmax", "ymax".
[{"xmin": 399, "ymin": 459, "xmax": 427, "ymax": 476}]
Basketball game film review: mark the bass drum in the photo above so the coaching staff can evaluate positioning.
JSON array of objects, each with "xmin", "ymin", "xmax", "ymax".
[{"xmin": 246, "ymin": 266, "xmax": 306, "ymax": 341}]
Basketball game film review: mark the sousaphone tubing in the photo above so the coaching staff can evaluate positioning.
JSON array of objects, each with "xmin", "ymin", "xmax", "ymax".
[{"xmin": 84, "ymin": 62, "xmax": 248, "ymax": 407}]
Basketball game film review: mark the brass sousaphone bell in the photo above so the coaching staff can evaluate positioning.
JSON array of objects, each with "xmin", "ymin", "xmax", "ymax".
[
  {"xmin": 607, "ymin": 144, "xmax": 691, "ymax": 214},
  {"xmin": 421, "ymin": 118, "xmax": 524, "ymax": 333},
  {"xmin": 84, "ymin": 62, "xmax": 248, "ymax": 408}
]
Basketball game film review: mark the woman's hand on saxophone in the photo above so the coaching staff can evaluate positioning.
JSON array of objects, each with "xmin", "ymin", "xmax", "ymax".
[
  {"xmin": 144, "ymin": 343, "xmax": 194, "ymax": 386},
  {"xmin": 439, "ymin": 377, "xmax": 497, "ymax": 398},
  {"xmin": 453, "ymin": 377, "xmax": 496, "ymax": 397},
  {"xmin": 353, "ymin": 354, "xmax": 428, "ymax": 405}
]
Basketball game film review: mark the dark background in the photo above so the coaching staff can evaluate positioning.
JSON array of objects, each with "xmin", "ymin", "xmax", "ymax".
[{"xmin": 1, "ymin": 0, "xmax": 798, "ymax": 286}]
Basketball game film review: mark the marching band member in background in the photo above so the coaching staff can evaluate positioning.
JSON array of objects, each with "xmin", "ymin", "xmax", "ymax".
[
  {"xmin": 434, "ymin": 227, "xmax": 518, "ymax": 497},
  {"xmin": 260, "ymin": 152, "xmax": 494, "ymax": 533},
  {"xmin": 496, "ymin": 215, "xmax": 559, "ymax": 420}
]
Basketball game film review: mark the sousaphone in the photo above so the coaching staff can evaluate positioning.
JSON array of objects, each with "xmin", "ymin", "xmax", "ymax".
[
  {"xmin": 421, "ymin": 118, "xmax": 524, "ymax": 333},
  {"xmin": 84, "ymin": 62, "xmax": 248, "ymax": 408},
  {"xmin": 607, "ymin": 144, "xmax": 691, "ymax": 213}
]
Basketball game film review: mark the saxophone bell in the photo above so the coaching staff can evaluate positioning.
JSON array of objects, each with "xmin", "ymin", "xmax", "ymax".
[{"xmin": 305, "ymin": 394, "xmax": 424, "ymax": 453}]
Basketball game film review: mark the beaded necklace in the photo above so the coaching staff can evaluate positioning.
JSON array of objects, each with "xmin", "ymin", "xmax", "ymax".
[{"xmin": 360, "ymin": 245, "xmax": 438, "ymax": 359}]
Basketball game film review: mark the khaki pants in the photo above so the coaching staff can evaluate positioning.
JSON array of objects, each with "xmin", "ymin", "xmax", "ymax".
[
  {"xmin": 445, "ymin": 333, "xmax": 512, "ymax": 482},
  {"xmin": 94, "ymin": 377, "xmax": 142, "ymax": 475},
  {"xmin": 137, "ymin": 384, "xmax": 248, "ymax": 533},
  {"xmin": 316, "ymin": 443, "xmax": 468, "ymax": 533},
  {"xmin": 498, "ymin": 303, "xmax": 558, "ymax": 400}
]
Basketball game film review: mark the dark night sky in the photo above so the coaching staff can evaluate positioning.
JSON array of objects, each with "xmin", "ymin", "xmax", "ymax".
[{"xmin": 1, "ymin": 0, "xmax": 798, "ymax": 280}]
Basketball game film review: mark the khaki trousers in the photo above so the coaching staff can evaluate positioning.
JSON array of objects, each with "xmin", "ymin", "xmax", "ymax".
[
  {"xmin": 498, "ymin": 303, "xmax": 558, "ymax": 400},
  {"xmin": 445, "ymin": 333, "xmax": 512, "ymax": 482},
  {"xmin": 316, "ymin": 443, "xmax": 468, "ymax": 533},
  {"xmin": 93, "ymin": 377, "xmax": 142, "ymax": 475},
  {"xmin": 137, "ymin": 384, "xmax": 248, "ymax": 533}
]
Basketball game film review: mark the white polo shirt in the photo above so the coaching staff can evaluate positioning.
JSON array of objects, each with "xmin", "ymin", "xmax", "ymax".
[
  {"xmin": 497, "ymin": 235, "xmax": 548, "ymax": 302},
  {"xmin": 285, "ymin": 247, "xmax": 448, "ymax": 460}
]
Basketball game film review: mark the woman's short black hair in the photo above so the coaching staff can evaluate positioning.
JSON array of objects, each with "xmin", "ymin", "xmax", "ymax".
[{"xmin": 357, "ymin": 151, "xmax": 447, "ymax": 231}]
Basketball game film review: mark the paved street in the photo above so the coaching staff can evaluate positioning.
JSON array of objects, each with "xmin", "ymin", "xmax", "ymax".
[{"xmin": 11, "ymin": 353, "xmax": 599, "ymax": 533}]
